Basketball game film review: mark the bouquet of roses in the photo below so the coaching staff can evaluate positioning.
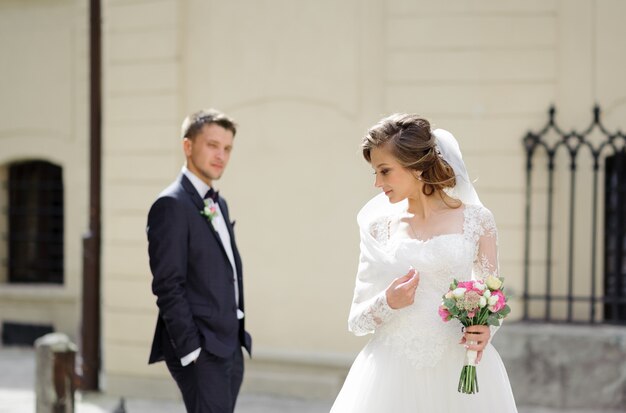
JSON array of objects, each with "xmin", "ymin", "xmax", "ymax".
[{"xmin": 438, "ymin": 275, "xmax": 511, "ymax": 394}]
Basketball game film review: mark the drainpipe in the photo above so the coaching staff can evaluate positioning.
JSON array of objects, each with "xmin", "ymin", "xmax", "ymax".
[{"xmin": 81, "ymin": 0, "xmax": 101, "ymax": 391}]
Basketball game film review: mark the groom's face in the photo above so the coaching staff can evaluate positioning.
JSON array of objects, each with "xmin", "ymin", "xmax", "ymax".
[{"xmin": 183, "ymin": 123, "xmax": 234, "ymax": 186}]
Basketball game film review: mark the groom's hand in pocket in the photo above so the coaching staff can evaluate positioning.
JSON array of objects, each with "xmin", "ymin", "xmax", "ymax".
[{"xmin": 386, "ymin": 268, "xmax": 420, "ymax": 309}]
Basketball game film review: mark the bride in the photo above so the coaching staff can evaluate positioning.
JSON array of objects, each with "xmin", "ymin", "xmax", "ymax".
[{"xmin": 330, "ymin": 114, "xmax": 517, "ymax": 412}]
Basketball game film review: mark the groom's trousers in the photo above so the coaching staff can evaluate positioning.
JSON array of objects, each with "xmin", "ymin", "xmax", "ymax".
[{"xmin": 165, "ymin": 347, "xmax": 244, "ymax": 413}]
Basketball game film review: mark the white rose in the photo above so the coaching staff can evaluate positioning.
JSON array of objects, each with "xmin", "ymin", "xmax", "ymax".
[
  {"xmin": 475, "ymin": 282, "xmax": 487, "ymax": 291},
  {"xmin": 486, "ymin": 275, "xmax": 503, "ymax": 290},
  {"xmin": 452, "ymin": 287, "xmax": 466, "ymax": 299},
  {"xmin": 483, "ymin": 290, "xmax": 491, "ymax": 299},
  {"xmin": 488, "ymin": 295, "xmax": 499, "ymax": 306},
  {"xmin": 479, "ymin": 296, "xmax": 487, "ymax": 308},
  {"xmin": 444, "ymin": 291, "xmax": 453, "ymax": 299}
]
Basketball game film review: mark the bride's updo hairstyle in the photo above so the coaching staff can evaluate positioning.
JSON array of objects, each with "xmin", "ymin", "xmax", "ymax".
[{"xmin": 362, "ymin": 113, "xmax": 456, "ymax": 197}]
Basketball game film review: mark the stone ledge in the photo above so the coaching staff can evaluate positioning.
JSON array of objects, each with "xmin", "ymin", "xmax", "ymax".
[
  {"xmin": 492, "ymin": 322, "xmax": 626, "ymax": 410},
  {"xmin": 105, "ymin": 323, "xmax": 626, "ymax": 411}
]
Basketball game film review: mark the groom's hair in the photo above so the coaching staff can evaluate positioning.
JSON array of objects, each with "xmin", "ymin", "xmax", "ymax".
[{"xmin": 181, "ymin": 109, "xmax": 238, "ymax": 140}]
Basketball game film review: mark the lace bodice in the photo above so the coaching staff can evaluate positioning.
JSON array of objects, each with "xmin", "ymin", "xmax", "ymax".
[{"xmin": 347, "ymin": 204, "xmax": 499, "ymax": 368}]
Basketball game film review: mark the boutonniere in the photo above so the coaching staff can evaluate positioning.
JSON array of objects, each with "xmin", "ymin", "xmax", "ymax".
[{"xmin": 200, "ymin": 199, "xmax": 219, "ymax": 222}]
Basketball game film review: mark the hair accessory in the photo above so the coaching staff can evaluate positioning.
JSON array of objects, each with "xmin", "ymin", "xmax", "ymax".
[{"xmin": 433, "ymin": 129, "xmax": 481, "ymax": 206}]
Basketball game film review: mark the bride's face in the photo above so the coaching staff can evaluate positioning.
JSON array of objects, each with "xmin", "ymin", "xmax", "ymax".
[{"xmin": 370, "ymin": 145, "xmax": 421, "ymax": 203}]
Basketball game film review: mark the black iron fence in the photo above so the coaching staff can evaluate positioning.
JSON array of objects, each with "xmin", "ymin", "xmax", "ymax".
[{"xmin": 523, "ymin": 106, "xmax": 626, "ymax": 324}]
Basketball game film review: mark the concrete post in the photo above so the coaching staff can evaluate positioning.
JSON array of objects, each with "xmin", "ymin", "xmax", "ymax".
[{"xmin": 34, "ymin": 333, "xmax": 78, "ymax": 413}]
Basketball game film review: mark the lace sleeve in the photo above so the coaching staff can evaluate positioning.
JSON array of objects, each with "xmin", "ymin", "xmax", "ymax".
[
  {"xmin": 348, "ymin": 289, "xmax": 396, "ymax": 336},
  {"xmin": 347, "ymin": 218, "xmax": 397, "ymax": 336},
  {"xmin": 472, "ymin": 207, "xmax": 503, "ymax": 336},
  {"xmin": 473, "ymin": 207, "xmax": 498, "ymax": 279}
]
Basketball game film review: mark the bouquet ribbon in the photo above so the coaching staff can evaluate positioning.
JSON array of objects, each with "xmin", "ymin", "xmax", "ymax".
[{"xmin": 458, "ymin": 340, "xmax": 479, "ymax": 394}]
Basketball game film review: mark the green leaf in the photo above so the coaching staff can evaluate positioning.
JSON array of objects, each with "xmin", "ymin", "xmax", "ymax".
[
  {"xmin": 500, "ymin": 305, "xmax": 511, "ymax": 316},
  {"xmin": 487, "ymin": 315, "xmax": 500, "ymax": 326},
  {"xmin": 443, "ymin": 298, "xmax": 456, "ymax": 308}
]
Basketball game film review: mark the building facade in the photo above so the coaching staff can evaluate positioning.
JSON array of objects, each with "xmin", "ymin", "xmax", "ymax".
[{"xmin": 1, "ymin": 0, "xmax": 625, "ymax": 401}]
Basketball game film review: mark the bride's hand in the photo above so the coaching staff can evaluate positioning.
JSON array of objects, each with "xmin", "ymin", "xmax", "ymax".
[
  {"xmin": 385, "ymin": 268, "xmax": 420, "ymax": 309},
  {"xmin": 460, "ymin": 325, "xmax": 491, "ymax": 363}
]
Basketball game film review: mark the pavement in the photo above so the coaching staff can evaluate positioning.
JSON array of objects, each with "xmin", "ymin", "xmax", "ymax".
[
  {"xmin": 0, "ymin": 346, "xmax": 332, "ymax": 413},
  {"xmin": 0, "ymin": 346, "xmax": 620, "ymax": 413}
]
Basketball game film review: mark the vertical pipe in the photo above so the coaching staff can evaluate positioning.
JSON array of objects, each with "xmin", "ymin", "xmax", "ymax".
[{"xmin": 81, "ymin": 0, "xmax": 101, "ymax": 391}]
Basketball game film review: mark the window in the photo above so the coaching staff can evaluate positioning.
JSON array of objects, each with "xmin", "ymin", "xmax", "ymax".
[
  {"xmin": 604, "ymin": 152, "xmax": 626, "ymax": 323},
  {"xmin": 7, "ymin": 160, "xmax": 64, "ymax": 284}
]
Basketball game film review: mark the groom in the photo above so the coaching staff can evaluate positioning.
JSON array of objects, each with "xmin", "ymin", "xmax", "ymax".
[{"xmin": 147, "ymin": 109, "xmax": 252, "ymax": 413}]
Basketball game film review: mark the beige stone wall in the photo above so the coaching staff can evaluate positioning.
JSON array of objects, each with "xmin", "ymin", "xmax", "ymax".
[
  {"xmin": 525, "ymin": 0, "xmax": 626, "ymax": 322},
  {"xmin": 100, "ymin": 0, "xmax": 184, "ymax": 396},
  {"xmin": 0, "ymin": 0, "xmax": 88, "ymax": 341},
  {"xmin": 97, "ymin": 0, "xmax": 626, "ymax": 399}
]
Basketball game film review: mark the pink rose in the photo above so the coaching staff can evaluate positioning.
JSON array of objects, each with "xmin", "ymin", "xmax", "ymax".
[
  {"xmin": 467, "ymin": 311, "xmax": 476, "ymax": 318},
  {"xmin": 457, "ymin": 281, "xmax": 473, "ymax": 290},
  {"xmin": 438, "ymin": 305, "xmax": 451, "ymax": 322},
  {"xmin": 490, "ymin": 290, "xmax": 506, "ymax": 312},
  {"xmin": 458, "ymin": 280, "xmax": 484, "ymax": 294}
]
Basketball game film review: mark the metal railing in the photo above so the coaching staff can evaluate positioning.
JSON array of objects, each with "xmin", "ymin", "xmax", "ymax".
[{"xmin": 523, "ymin": 106, "xmax": 626, "ymax": 324}]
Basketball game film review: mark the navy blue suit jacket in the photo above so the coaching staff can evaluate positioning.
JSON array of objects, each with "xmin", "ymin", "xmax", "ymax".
[{"xmin": 147, "ymin": 174, "xmax": 252, "ymax": 364}]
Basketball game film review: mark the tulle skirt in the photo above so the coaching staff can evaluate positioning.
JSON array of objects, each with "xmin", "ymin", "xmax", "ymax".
[{"xmin": 330, "ymin": 338, "xmax": 517, "ymax": 413}]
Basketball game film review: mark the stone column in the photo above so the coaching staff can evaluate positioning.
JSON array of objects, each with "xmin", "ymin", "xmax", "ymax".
[{"xmin": 35, "ymin": 333, "xmax": 78, "ymax": 413}]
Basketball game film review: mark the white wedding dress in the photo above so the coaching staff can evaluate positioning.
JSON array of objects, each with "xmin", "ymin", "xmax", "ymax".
[{"xmin": 330, "ymin": 194, "xmax": 518, "ymax": 412}]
